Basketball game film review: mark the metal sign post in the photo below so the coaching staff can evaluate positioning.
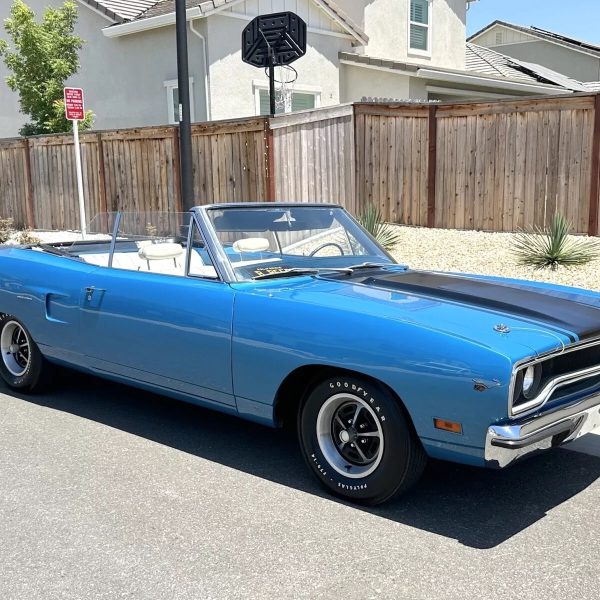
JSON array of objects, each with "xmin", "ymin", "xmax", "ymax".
[
  {"xmin": 242, "ymin": 12, "xmax": 307, "ymax": 116},
  {"xmin": 64, "ymin": 87, "xmax": 87, "ymax": 238}
]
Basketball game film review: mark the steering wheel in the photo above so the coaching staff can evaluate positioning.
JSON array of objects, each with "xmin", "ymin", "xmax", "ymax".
[{"xmin": 308, "ymin": 242, "xmax": 345, "ymax": 257}]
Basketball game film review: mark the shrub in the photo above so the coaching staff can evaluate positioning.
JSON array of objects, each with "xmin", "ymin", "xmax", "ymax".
[
  {"xmin": 17, "ymin": 228, "xmax": 40, "ymax": 245},
  {"xmin": 0, "ymin": 217, "xmax": 15, "ymax": 243},
  {"xmin": 357, "ymin": 204, "xmax": 401, "ymax": 250},
  {"xmin": 512, "ymin": 213, "xmax": 599, "ymax": 270}
]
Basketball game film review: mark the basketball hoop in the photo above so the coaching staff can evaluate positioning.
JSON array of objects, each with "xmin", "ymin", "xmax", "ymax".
[
  {"xmin": 242, "ymin": 11, "xmax": 307, "ymax": 115},
  {"xmin": 264, "ymin": 64, "xmax": 298, "ymax": 113}
]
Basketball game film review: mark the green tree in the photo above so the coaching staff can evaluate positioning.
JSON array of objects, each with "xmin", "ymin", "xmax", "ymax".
[{"xmin": 0, "ymin": 0, "xmax": 94, "ymax": 136}]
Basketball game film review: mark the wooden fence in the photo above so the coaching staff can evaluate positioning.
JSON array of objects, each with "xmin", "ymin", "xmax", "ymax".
[
  {"xmin": 1, "ymin": 93, "xmax": 599, "ymax": 234},
  {"xmin": 271, "ymin": 104, "xmax": 357, "ymax": 215}
]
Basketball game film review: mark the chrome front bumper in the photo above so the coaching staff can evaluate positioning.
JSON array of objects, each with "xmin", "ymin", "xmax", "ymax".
[{"xmin": 485, "ymin": 393, "xmax": 600, "ymax": 468}]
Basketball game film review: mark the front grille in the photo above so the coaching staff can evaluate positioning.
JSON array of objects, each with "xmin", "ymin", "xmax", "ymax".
[{"xmin": 512, "ymin": 340, "xmax": 600, "ymax": 414}]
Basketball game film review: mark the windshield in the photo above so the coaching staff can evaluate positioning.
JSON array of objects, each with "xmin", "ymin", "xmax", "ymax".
[{"xmin": 205, "ymin": 205, "xmax": 395, "ymax": 281}]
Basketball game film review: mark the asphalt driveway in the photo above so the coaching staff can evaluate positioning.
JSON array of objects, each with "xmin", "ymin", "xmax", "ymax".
[{"xmin": 1, "ymin": 371, "xmax": 600, "ymax": 600}]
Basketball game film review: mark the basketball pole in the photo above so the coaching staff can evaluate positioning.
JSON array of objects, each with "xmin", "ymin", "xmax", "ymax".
[
  {"xmin": 268, "ymin": 46, "xmax": 276, "ymax": 116},
  {"xmin": 175, "ymin": 0, "xmax": 194, "ymax": 211}
]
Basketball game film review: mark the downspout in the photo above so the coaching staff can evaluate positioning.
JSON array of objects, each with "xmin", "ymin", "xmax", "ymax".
[{"xmin": 189, "ymin": 19, "xmax": 212, "ymax": 121}]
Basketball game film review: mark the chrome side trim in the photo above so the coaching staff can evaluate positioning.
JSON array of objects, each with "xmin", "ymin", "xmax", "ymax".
[
  {"xmin": 486, "ymin": 392, "xmax": 600, "ymax": 468},
  {"xmin": 513, "ymin": 336, "xmax": 600, "ymax": 370},
  {"xmin": 192, "ymin": 209, "xmax": 236, "ymax": 282}
]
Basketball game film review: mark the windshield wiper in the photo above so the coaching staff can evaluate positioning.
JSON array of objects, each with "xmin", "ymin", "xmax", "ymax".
[
  {"xmin": 252, "ymin": 267, "xmax": 352, "ymax": 280},
  {"xmin": 345, "ymin": 262, "xmax": 392, "ymax": 271},
  {"xmin": 37, "ymin": 244, "xmax": 74, "ymax": 257}
]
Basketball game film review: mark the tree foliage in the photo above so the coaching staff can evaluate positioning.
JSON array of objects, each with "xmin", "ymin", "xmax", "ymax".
[{"xmin": 0, "ymin": 0, "xmax": 94, "ymax": 136}]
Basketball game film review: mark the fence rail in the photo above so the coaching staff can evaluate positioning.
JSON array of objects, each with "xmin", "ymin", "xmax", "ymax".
[{"xmin": 1, "ymin": 94, "xmax": 599, "ymax": 235}]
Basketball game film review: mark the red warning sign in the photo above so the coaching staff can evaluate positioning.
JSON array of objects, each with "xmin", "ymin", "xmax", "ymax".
[{"xmin": 64, "ymin": 87, "xmax": 85, "ymax": 120}]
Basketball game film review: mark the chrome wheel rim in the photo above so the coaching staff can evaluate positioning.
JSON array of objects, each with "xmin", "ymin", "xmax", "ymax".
[
  {"xmin": 316, "ymin": 393, "xmax": 384, "ymax": 479},
  {"xmin": 1, "ymin": 321, "xmax": 31, "ymax": 377}
]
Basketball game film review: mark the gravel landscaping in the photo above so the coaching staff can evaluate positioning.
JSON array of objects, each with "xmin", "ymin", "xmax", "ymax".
[
  {"xmin": 387, "ymin": 225, "xmax": 600, "ymax": 293},
  {"xmin": 4, "ymin": 225, "xmax": 600, "ymax": 293}
]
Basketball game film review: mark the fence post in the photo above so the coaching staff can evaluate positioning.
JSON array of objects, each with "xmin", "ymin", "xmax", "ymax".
[
  {"xmin": 265, "ymin": 117, "xmax": 276, "ymax": 201},
  {"xmin": 588, "ymin": 94, "xmax": 600, "ymax": 237},
  {"xmin": 172, "ymin": 126, "xmax": 183, "ymax": 211},
  {"xmin": 427, "ymin": 105, "xmax": 437, "ymax": 228},
  {"xmin": 23, "ymin": 139, "xmax": 35, "ymax": 228},
  {"xmin": 96, "ymin": 133, "xmax": 108, "ymax": 214}
]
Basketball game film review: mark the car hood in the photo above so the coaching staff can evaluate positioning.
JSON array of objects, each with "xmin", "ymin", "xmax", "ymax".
[
  {"xmin": 338, "ymin": 268, "xmax": 600, "ymax": 344},
  {"xmin": 241, "ymin": 267, "xmax": 600, "ymax": 360}
]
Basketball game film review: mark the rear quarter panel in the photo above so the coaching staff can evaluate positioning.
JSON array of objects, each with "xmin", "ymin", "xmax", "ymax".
[{"xmin": 0, "ymin": 248, "xmax": 96, "ymax": 362}]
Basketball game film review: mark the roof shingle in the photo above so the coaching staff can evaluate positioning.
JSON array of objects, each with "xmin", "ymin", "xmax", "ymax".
[
  {"xmin": 80, "ymin": 1, "xmax": 162, "ymax": 23},
  {"xmin": 466, "ymin": 43, "xmax": 590, "ymax": 92}
]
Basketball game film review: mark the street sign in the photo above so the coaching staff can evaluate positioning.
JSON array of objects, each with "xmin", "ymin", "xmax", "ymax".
[
  {"xmin": 63, "ymin": 87, "xmax": 87, "ymax": 237},
  {"xmin": 64, "ymin": 87, "xmax": 85, "ymax": 121}
]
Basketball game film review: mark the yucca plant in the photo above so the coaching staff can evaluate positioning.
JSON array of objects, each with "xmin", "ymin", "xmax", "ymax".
[
  {"xmin": 512, "ymin": 213, "xmax": 600, "ymax": 270},
  {"xmin": 358, "ymin": 204, "xmax": 401, "ymax": 250}
]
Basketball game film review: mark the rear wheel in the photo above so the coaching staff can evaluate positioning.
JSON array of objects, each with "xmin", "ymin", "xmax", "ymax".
[
  {"xmin": 0, "ymin": 315, "xmax": 50, "ymax": 392},
  {"xmin": 298, "ymin": 374, "xmax": 427, "ymax": 505}
]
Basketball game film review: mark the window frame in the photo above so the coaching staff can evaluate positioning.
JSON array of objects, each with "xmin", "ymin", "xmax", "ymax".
[
  {"xmin": 186, "ymin": 214, "xmax": 221, "ymax": 281},
  {"xmin": 408, "ymin": 0, "xmax": 432, "ymax": 58},
  {"xmin": 252, "ymin": 80, "xmax": 322, "ymax": 116},
  {"xmin": 164, "ymin": 78, "xmax": 195, "ymax": 125}
]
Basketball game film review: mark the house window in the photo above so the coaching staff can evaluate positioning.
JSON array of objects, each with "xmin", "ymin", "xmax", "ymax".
[
  {"xmin": 409, "ymin": 0, "xmax": 431, "ymax": 53},
  {"xmin": 256, "ymin": 86, "xmax": 320, "ymax": 115},
  {"xmin": 164, "ymin": 78, "xmax": 195, "ymax": 125}
]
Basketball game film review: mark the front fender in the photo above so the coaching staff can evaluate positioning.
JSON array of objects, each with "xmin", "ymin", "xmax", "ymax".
[{"xmin": 231, "ymin": 284, "xmax": 516, "ymax": 457}]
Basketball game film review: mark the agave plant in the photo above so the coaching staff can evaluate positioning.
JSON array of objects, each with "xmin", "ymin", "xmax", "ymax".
[
  {"xmin": 357, "ymin": 204, "xmax": 401, "ymax": 250},
  {"xmin": 512, "ymin": 213, "xmax": 600, "ymax": 270}
]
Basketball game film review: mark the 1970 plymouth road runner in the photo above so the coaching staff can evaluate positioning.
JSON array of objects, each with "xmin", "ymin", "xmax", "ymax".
[{"xmin": 1, "ymin": 203, "xmax": 600, "ymax": 505}]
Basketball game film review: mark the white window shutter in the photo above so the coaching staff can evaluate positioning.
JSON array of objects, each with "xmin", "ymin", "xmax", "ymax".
[{"xmin": 410, "ymin": 0, "xmax": 429, "ymax": 25}]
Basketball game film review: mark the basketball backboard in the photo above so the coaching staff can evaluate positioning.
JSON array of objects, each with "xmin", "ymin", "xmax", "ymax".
[{"xmin": 242, "ymin": 11, "xmax": 307, "ymax": 68}]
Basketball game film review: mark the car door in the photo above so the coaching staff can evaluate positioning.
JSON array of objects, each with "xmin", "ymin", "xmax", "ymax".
[{"xmin": 78, "ymin": 219, "xmax": 235, "ymax": 408}]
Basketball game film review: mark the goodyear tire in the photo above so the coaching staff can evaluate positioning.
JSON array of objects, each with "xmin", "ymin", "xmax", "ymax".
[
  {"xmin": 0, "ymin": 315, "xmax": 50, "ymax": 392},
  {"xmin": 299, "ymin": 374, "xmax": 427, "ymax": 505}
]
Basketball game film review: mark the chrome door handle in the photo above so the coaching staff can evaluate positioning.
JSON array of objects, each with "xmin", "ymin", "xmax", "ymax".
[{"xmin": 84, "ymin": 286, "xmax": 105, "ymax": 301}]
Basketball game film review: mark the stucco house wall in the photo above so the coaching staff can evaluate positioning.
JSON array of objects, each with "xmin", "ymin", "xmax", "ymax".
[
  {"xmin": 206, "ymin": 13, "xmax": 351, "ymax": 120},
  {"xmin": 484, "ymin": 42, "xmax": 600, "ymax": 83},
  {"xmin": 471, "ymin": 25, "xmax": 600, "ymax": 83},
  {"xmin": 340, "ymin": 64, "xmax": 411, "ymax": 102},
  {"xmin": 0, "ymin": 0, "xmax": 206, "ymax": 137},
  {"xmin": 0, "ymin": 0, "xmax": 355, "ymax": 137},
  {"xmin": 352, "ymin": 0, "xmax": 467, "ymax": 70}
]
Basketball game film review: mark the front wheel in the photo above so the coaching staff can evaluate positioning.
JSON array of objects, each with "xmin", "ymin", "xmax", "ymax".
[
  {"xmin": 298, "ymin": 374, "xmax": 427, "ymax": 505},
  {"xmin": 0, "ymin": 315, "xmax": 50, "ymax": 392}
]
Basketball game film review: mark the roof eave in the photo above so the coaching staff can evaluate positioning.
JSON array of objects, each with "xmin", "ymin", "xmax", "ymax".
[
  {"xmin": 102, "ymin": 0, "xmax": 368, "ymax": 46},
  {"xmin": 417, "ymin": 68, "xmax": 570, "ymax": 95},
  {"xmin": 103, "ymin": 6, "xmax": 201, "ymax": 37}
]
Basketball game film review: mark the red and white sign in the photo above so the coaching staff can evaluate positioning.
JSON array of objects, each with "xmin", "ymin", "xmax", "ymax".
[{"xmin": 64, "ymin": 87, "xmax": 85, "ymax": 121}]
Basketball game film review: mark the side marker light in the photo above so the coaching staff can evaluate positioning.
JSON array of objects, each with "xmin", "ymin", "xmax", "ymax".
[{"xmin": 434, "ymin": 418, "xmax": 463, "ymax": 434}]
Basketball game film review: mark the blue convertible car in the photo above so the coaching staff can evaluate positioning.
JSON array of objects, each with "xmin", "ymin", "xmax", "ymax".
[{"xmin": 1, "ymin": 203, "xmax": 600, "ymax": 505}]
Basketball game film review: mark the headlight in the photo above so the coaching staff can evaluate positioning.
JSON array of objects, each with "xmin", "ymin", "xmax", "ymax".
[{"xmin": 521, "ymin": 364, "xmax": 542, "ymax": 400}]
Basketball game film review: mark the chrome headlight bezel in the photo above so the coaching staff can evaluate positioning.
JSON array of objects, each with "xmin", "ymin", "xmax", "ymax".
[
  {"xmin": 521, "ymin": 364, "xmax": 543, "ymax": 400},
  {"xmin": 511, "ymin": 362, "xmax": 544, "ymax": 413}
]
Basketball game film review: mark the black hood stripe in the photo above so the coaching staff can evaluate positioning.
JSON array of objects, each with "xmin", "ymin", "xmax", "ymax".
[{"xmin": 350, "ymin": 270, "xmax": 600, "ymax": 342}]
